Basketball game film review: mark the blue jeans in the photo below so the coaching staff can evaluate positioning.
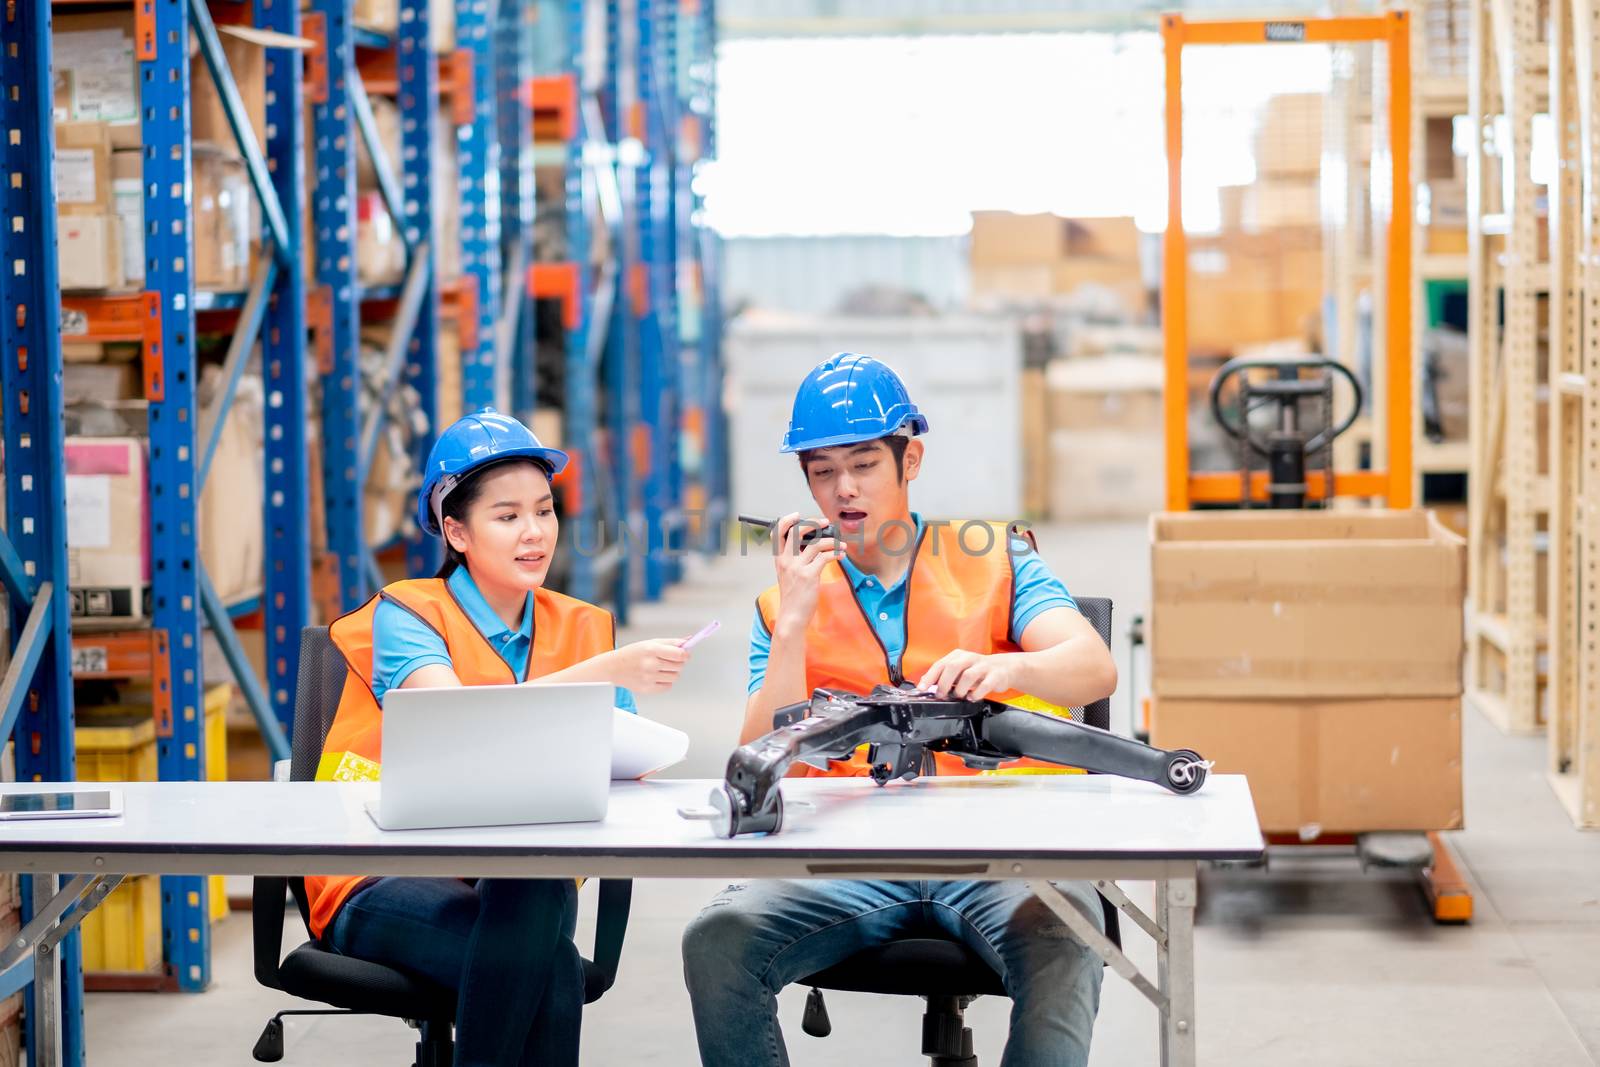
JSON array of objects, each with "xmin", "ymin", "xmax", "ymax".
[
  {"xmin": 324, "ymin": 877, "xmax": 583, "ymax": 1067},
  {"xmin": 681, "ymin": 879, "xmax": 1104, "ymax": 1067}
]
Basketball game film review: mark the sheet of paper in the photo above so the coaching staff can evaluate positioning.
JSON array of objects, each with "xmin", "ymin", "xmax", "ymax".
[
  {"xmin": 611, "ymin": 708, "xmax": 689, "ymax": 780},
  {"xmin": 66, "ymin": 474, "xmax": 111, "ymax": 549}
]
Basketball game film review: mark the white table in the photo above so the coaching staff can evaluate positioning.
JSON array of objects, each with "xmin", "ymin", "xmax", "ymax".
[{"xmin": 0, "ymin": 775, "xmax": 1263, "ymax": 1066}]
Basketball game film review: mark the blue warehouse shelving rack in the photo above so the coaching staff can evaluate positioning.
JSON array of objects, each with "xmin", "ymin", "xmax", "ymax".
[
  {"xmin": 1, "ymin": 1, "xmax": 84, "ymax": 1060},
  {"xmin": 9, "ymin": 0, "xmax": 720, "ymax": 1055},
  {"xmin": 527, "ymin": 0, "xmax": 724, "ymax": 613},
  {"xmin": 41, "ymin": 0, "xmax": 311, "ymax": 1008}
]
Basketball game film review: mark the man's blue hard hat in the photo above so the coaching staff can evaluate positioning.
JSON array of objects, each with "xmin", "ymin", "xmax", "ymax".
[
  {"xmin": 779, "ymin": 353, "xmax": 929, "ymax": 454},
  {"xmin": 416, "ymin": 408, "xmax": 569, "ymax": 535}
]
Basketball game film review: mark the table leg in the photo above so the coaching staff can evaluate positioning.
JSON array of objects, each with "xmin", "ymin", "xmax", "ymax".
[
  {"xmin": 0, "ymin": 874, "xmax": 124, "ymax": 1067},
  {"xmin": 32, "ymin": 876, "xmax": 61, "ymax": 1067},
  {"xmin": 1157, "ymin": 873, "xmax": 1197, "ymax": 1067}
]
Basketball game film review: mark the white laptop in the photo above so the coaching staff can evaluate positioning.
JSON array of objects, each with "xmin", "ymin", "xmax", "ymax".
[{"xmin": 369, "ymin": 681, "xmax": 613, "ymax": 831}]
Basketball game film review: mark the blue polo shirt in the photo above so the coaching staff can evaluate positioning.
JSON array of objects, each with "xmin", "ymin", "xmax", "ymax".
[
  {"xmin": 747, "ymin": 515, "xmax": 1077, "ymax": 694},
  {"xmin": 372, "ymin": 566, "xmax": 637, "ymax": 712}
]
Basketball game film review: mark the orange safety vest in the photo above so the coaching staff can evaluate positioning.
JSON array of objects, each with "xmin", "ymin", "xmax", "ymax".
[
  {"xmin": 756, "ymin": 520, "xmax": 1079, "ymax": 778},
  {"xmin": 305, "ymin": 577, "xmax": 615, "ymax": 938}
]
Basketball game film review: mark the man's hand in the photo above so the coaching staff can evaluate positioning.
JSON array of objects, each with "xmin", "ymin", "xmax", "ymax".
[
  {"xmin": 917, "ymin": 650, "xmax": 1024, "ymax": 701},
  {"xmin": 771, "ymin": 512, "xmax": 843, "ymax": 636}
]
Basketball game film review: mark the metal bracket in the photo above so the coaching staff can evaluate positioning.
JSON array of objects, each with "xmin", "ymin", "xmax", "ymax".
[{"xmin": 1026, "ymin": 880, "xmax": 1166, "ymax": 1010}]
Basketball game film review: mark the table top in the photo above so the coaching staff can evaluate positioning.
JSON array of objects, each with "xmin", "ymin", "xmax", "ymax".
[{"xmin": 0, "ymin": 776, "xmax": 1263, "ymax": 880}]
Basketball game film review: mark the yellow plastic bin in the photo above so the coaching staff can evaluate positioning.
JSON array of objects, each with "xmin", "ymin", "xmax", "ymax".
[
  {"xmin": 204, "ymin": 684, "xmax": 230, "ymax": 922},
  {"xmin": 80, "ymin": 875, "xmax": 161, "ymax": 975},
  {"xmin": 74, "ymin": 715, "xmax": 157, "ymax": 784}
]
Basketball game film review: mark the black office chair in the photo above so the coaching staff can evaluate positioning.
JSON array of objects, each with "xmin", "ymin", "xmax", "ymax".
[
  {"xmin": 250, "ymin": 627, "xmax": 632, "ymax": 1065},
  {"xmin": 796, "ymin": 596, "xmax": 1121, "ymax": 1067}
]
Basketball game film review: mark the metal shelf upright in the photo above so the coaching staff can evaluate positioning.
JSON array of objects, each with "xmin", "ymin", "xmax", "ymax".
[
  {"xmin": 457, "ymin": 0, "xmax": 503, "ymax": 412},
  {"xmin": 1465, "ymin": 0, "xmax": 1549, "ymax": 735},
  {"xmin": 530, "ymin": 0, "xmax": 630, "ymax": 610},
  {"xmin": 28, "ymin": 0, "xmax": 311, "ymax": 1014},
  {"xmin": 636, "ymin": 0, "xmax": 684, "ymax": 598},
  {"xmin": 1545, "ymin": 0, "xmax": 1600, "ymax": 827},
  {"xmin": 2, "ymin": 4, "xmax": 84, "ymax": 1059},
  {"xmin": 677, "ymin": 0, "xmax": 727, "ymax": 554}
]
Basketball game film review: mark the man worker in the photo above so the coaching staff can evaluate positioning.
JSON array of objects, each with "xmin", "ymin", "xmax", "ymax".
[{"xmin": 681, "ymin": 352, "xmax": 1119, "ymax": 1067}]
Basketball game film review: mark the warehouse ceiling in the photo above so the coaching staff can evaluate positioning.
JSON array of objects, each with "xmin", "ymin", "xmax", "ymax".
[{"xmin": 719, "ymin": 1, "xmax": 1375, "ymax": 38}]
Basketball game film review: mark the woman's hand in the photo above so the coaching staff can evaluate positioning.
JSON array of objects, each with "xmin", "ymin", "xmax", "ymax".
[
  {"xmin": 606, "ymin": 639, "xmax": 692, "ymax": 694},
  {"xmin": 917, "ymin": 650, "xmax": 1024, "ymax": 701}
]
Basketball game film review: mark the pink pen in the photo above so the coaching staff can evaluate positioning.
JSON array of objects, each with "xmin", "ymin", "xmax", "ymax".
[{"xmin": 679, "ymin": 619, "xmax": 721, "ymax": 650}]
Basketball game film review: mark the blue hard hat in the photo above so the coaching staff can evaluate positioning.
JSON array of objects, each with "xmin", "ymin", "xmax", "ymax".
[
  {"xmin": 779, "ymin": 353, "xmax": 929, "ymax": 453},
  {"xmin": 416, "ymin": 408, "xmax": 569, "ymax": 535}
]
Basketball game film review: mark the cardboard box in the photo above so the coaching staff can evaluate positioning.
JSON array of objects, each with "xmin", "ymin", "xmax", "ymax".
[
  {"xmin": 190, "ymin": 25, "xmax": 313, "ymax": 154},
  {"xmin": 1184, "ymin": 232, "xmax": 1325, "ymax": 351},
  {"xmin": 1063, "ymin": 217, "xmax": 1141, "ymax": 262},
  {"xmin": 970, "ymin": 212, "xmax": 1067, "ymax": 267},
  {"xmin": 57, "ymin": 214, "xmax": 124, "ymax": 291},
  {"xmin": 66, "ymin": 437, "xmax": 149, "ymax": 625},
  {"xmin": 1243, "ymin": 178, "xmax": 1322, "ymax": 230},
  {"xmin": 63, "ymin": 360, "xmax": 143, "ymax": 406},
  {"xmin": 198, "ymin": 384, "xmax": 264, "ymax": 607},
  {"xmin": 1151, "ymin": 695, "xmax": 1464, "ymax": 834},
  {"xmin": 356, "ymin": 191, "xmax": 405, "ymax": 286},
  {"xmin": 1255, "ymin": 93, "xmax": 1323, "ymax": 177},
  {"xmin": 52, "ymin": 12, "xmax": 139, "ymax": 131},
  {"xmin": 54, "ymin": 121, "xmax": 113, "ymax": 215},
  {"xmin": 1150, "ymin": 510, "xmax": 1466, "ymax": 700},
  {"xmin": 1048, "ymin": 429, "xmax": 1165, "ymax": 521},
  {"xmin": 1046, "ymin": 354, "xmax": 1164, "ymax": 434},
  {"xmin": 192, "ymin": 145, "xmax": 252, "ymax": 291},
  {"xmin": 353, "ymin": 0, "xmax": 399, "ymax": 33}
]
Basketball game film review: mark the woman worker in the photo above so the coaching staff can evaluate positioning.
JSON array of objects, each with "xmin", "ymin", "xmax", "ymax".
[{"xmin": 305, "ymin": 408, "xmax": 693, "ymax": 1066}]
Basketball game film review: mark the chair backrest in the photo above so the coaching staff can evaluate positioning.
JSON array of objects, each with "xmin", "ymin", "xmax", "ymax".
[
  {"xmin": 291, "ymin": 626, "xmax": 349, "ymax": 783},
  {"xmin": 1070, "ymin": 596, "xmax": 1113, "ymax": 731}
]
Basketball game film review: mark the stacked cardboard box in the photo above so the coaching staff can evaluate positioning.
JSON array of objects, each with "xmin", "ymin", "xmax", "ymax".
[
  {"xmin": 1186, "ymin": 231, "xmax": 1324, "ymax": 352},
  {"xmin": 1044, "ymin": 354, "xmax": 1165, "ymax": 521},
  {"xmin": 1422, "ymin": 116, "xmax": 1467, "ymax": 254},
  {"xmin": 54, "ymin": 14, "xmax": 293, "ymax": 294},
  {"xmin": 969, "ymin": 213, "xmax": 1147, "ymax": 318},
  {"xmin": 55, "ymin": 120, "xmax": 123, "ymax": 290},
  {"xmin": 1246, "ymin": 93, "xmax": 1323, "ymax": 235},
  {"xmin": 1149, "ymin": 510, "xmax": 1467, "ymax": 835}
]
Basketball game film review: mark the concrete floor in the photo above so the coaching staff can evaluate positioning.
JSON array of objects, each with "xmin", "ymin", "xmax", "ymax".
[{"xmin": 84, "ymin": 520, "xmax": 1600, "ymax": 1065}]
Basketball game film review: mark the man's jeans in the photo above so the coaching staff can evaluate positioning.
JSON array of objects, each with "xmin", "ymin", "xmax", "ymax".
[
  {"xmin": 324, "ymin": 877, "xmax": 583, "ymax": 1067},
  {"xmin": 682, "ymin": 879, "xmax": 1105, "ymax": 1067}
]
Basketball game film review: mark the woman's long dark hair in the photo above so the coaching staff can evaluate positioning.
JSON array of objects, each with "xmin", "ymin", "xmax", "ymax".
[{"xmin": 434, "ymin": 456, "xmax": 555, "ymax": 579}]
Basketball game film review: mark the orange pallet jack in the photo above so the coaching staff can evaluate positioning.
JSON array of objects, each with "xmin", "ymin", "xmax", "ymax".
[{"xmin": 1157, "ymin": 13, "xmax": 1472, "ymax": 924}]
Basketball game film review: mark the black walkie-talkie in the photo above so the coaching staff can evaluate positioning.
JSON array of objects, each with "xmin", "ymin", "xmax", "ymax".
[{"xmin": 737, "ymin": 514, "xmax": 838, "ymax": 549}]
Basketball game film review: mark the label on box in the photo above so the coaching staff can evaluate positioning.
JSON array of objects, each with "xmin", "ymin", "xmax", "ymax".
[
  {"xmin": 65, "ymin": 474, "xmax": 112, "ymax": 549},
  {"xmin": 112, "ymin": 178, "xmax": 144, "ymax": 285},
  {"xmin": 54, "ymin": 148, "xmax": 98, "ymax": 204},
  {"xmin": 56, "ymin": 30, "xmax": 138, "ymax": 123},
  {"xmin": 71, "ymin": 645, "xmax": 108, "ymax": 674}
]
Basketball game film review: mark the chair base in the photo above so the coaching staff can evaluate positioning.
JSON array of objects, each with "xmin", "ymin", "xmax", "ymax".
[
  {"xmin": 253, "ymin": 1009, "xmax": 453, "ymax": 1067},
  {"xmin": 923, "ymin": 995, "xmax": 977, "ymax": 1066}
]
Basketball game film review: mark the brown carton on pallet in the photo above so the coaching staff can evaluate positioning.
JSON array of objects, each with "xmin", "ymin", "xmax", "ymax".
[
  {"xmin": 1151, "ymin": 695, "xmax": 1463, "ymax": 834},
  {"xmin": 57, "ymin": 214, "xmax": 124, "ymax": 292},
  {"xmin": 1150, "ymin": 510, "xmax": 1466, "ymax": 700},
  {"xmin": 54, "ymin": 121, "xmax": 113, "ymax": 216}
]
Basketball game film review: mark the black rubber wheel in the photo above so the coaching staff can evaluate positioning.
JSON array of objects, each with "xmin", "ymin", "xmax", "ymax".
[{"xmin": 1164, "ymin": 749, "xmax": 1209, "ymax": 795}]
